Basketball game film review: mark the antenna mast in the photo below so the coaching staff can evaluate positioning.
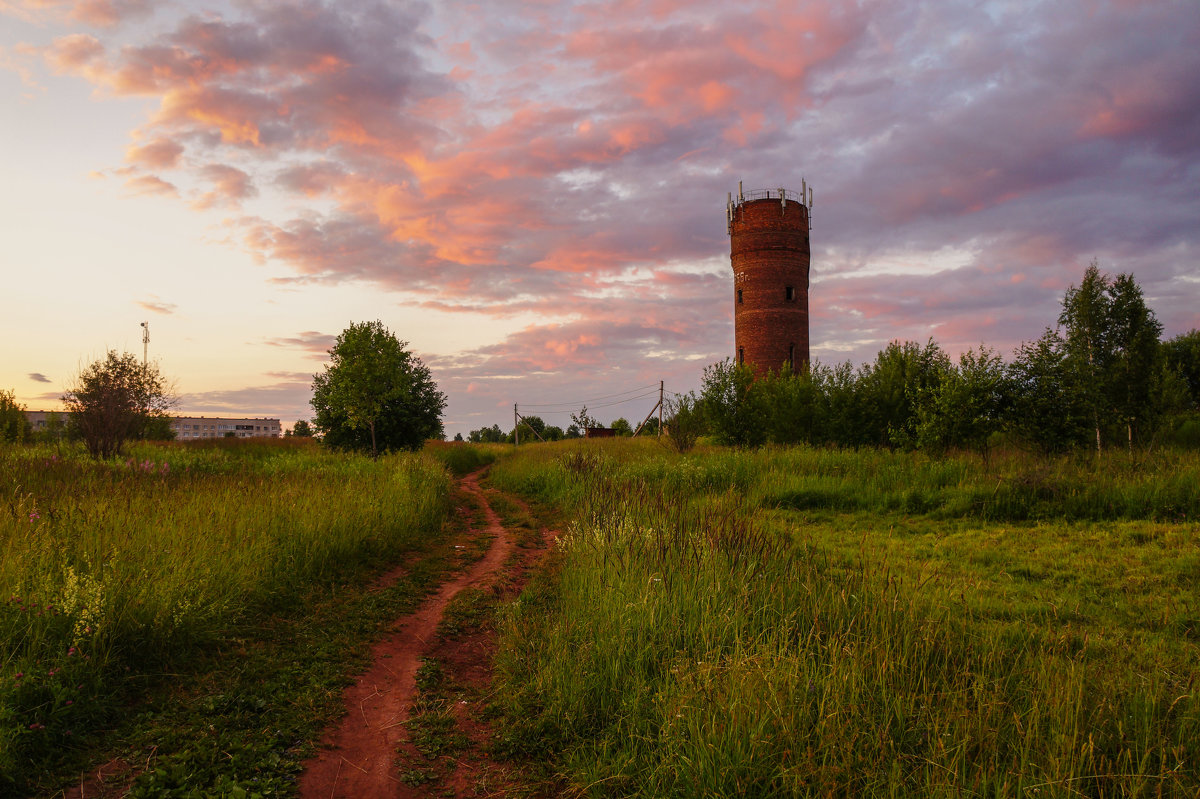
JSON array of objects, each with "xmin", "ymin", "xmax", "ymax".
[{"xmin": 140, "ymin": 321, "xmax": 149, "ymax": 368}]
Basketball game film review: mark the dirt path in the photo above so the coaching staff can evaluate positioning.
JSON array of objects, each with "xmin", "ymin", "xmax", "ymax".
[{"xmin": 297, "ymin": 467, "xmax": 549, "ymax": 798}]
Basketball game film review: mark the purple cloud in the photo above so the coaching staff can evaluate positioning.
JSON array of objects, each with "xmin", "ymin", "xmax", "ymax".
[{"xmin": 30, "ymin": 0, "xmax": 1200, "ymax": 435}]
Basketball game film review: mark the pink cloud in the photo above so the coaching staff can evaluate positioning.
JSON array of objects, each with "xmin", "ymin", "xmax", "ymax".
[
  {"xmin": 4, "ymin": 0, "xmax": 153, "ymax": 27},
  {"xmin": 193, "ymin": 163, "xmax": 256, "ymax": 209},
  {"xmin": 125, "ymin": 136, "xmax": 182, "ymax": 168},
  {"xmin": 26, "ymin": 0, "xmax": 1200, "ymax": 437},
  {"xmin": 123, "ymin": 172, "xmax": 176, "ymax": 197},
  {"xmin": 136, "ymin": 296, "xmax": 176, "ymax": 315}
]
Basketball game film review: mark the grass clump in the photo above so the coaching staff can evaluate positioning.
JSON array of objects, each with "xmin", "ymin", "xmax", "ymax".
[
  {"xmin": 0, "ymin": 439, "xmax": 456, "ymax": 792},
  {"xmin": 490, "ymin": 439, "xmax": 1199, "ymax": 797}
]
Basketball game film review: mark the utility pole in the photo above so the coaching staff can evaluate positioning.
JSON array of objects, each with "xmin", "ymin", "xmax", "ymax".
[
  {"xmin": 514, "ymin": 403, "xmax": 519, "ymax": 446},
  {"xmin": 140, "ymin": 321, "xmax": 149, "ymax": 368},
  {"xmin": 658, "ymin": 381, "xmax": 664, "ymax": 436}
]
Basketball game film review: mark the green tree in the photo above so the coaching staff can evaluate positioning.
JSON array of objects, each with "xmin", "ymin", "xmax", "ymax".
[
  {"xmin": 609, "ymin": 417, "xmax": 633, "ymax": 437},
  {"xmin": 468, "ymin": 424, "xmax": 505, "ymax": 443},
  {"xmin": 1059, "ymin": 263, "xmax": 1165, "ymax": 450},
  {"xmin": 758, "ymin": 366, "xmax": 824, "ymax": 446},
  {"xmin": 37, "ymin": 410, "xmax": 66, "ymax": 448},
  {"xmin": 911, "ymin": 346, "xmax": 1010, "ymax": 459},
  {"xmin": 1162, "ymin": 330, "xmax": 1200, "ymax": 410},
  {"xmin": 511, "ymin": 414, "xmax": 547, "ymax": 444},
  {"xmin": 1006, "ymin": 330, "xmax": 1090, "ymax": 456},
  {"xmin": 860, "ymin": 340, "xmax": 951, "ymax": 449},
  {"xmin": 571, "ymin": 406, "xmax": 600, "ymax": 431},
  {"xmin": 701, "ymin": 358, "xmax": 767, "ymax": 447},
  {"xmin": 817, "ymin": 361, "xmax": 871, "ymax": 448},
  {"xmin": 62, "ymin": 351, "xmax": 174, "ymax": 459},
  {"xmin": 0, "ymin": 389, "xmax": 30, "ymax": 443},
  {"xmin": 290, "ymin": 419, "xmax": 315, "ymax": 437},
  {"xmin": 311, "ymin": 321, "xmax": 446, "ymax": 456},
  {"xmin": 1105, "ymin": 273, "xmax": 1163, "ymax": 448},
  {"xmin": 662, "ymin": 391, "xmax": 704, "ymax": 453}
]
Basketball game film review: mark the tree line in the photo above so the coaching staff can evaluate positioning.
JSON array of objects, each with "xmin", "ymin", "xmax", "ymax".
[
  {"xmin": 4, "ymin": 265, "xmax": 1195, "ymax": 459},
  {"xmin": 690, "ymin": 263, "xmax": 1199, "ymax": 456}
]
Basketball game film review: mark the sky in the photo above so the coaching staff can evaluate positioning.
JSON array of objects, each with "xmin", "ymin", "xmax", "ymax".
[{"xmin": 2, "ymin": 0, "xmax": 1198, "ymax": 438}]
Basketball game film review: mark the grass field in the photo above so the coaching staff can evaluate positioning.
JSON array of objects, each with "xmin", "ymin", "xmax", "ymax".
[
  {"xmin": 489, "ymin": 439, "xmax": 1199, "ymax": 797},
  {"xmin": 0, "ymin": 438, "xmax": 486, "ymax": 795}
]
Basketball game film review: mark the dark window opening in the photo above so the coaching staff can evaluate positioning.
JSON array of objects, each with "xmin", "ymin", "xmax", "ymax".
[
  {"xmin": 737, "ymin": 288, "xmax": 743, "ymax": 304},
  {"xmin": 789, "ymin": 343, "xmax": 795, "ymax": 369},
  {"xmin": 786, "ymin": 286, "xmax": 795, "ymax": 301},
  {"xmin": 738, "ymin": 347, "xmax": 745, "ymax": 365}
]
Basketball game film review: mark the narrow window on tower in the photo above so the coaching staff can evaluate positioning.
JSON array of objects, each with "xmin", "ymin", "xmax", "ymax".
[
  {"xmin": 738, "ymin": 347, "xmax": 745, "ymax": 365},
  {"xmin": 737, "ymin": 288, "xmax": 743, "ymax": 304},
  {"xmin": 786, "ymin": 286, "xmax": 795, "ymax": 301},
  {"xmin": 789, "ymin": 343, "xmax": 795, "ymax": 370}
]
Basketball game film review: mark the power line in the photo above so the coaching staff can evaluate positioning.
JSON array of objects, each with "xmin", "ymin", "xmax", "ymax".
[
  {"xmin": 515, "ymin": 391, "xmax": 660, "ymax": 417},
  {"xmin": 518, "ymin": 383, "xmax": 660, "ymax": 409}
]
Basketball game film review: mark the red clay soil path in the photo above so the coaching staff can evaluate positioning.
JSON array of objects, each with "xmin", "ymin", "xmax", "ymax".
[{"xmin": 297, "ymin": 468, "xmax": 524, "ymax": 799}]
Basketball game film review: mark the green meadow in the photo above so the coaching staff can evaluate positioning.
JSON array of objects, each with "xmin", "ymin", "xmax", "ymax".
[
  {"xmin": 3, "ymin": 434, "xmax": 1197, "ymax": 797},
  {"xmin": 0, "ymin": 438, "xmax": 481, "ymax": 794},
  {"xmin": 489, "ymin": 439, "xmax": 1199, "ymax": 797}
]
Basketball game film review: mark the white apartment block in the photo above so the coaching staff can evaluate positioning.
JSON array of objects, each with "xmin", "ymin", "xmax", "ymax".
[
  {"xmin": 24, "ymin": 411, "xmax": 282, "ymax": 440},
  {"xmin": 170, "ymin": 416, "xmax": 282, "ymax": 439}
]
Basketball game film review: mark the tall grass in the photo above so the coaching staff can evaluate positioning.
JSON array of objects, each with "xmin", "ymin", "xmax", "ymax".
[
  {"xmin": 491, "ymin": 439, "xmax": 1199, "ymax": 797},
  {"xmin": 0, "ymin": 438, "xmax": 453, "ymax": 784}
]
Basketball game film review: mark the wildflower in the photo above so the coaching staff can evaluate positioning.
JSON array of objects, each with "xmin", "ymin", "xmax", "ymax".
[
  {"xmin": 14, "ymin": 672, "xmax": 22, "ymax": 679},
  {"xmin": 65, "ymin": 700, "xmax": 73, "ymax": 706},
  {"xmin": 28, "ymin": 510, "xmax": 40, "ymax": 522}
]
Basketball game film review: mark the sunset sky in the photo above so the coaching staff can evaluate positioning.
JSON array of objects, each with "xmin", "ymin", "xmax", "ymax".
[{"xmin": 2, "ymin": 0, "xmax": 1198, "ymax": 438}]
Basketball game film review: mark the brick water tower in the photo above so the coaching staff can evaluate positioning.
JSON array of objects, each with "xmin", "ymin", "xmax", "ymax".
[{"xmin": 727, "ymin": 181, "xmax": 812, "ymax": 375}]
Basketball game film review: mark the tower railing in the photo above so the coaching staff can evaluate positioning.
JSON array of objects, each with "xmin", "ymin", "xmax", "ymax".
[
  {"xmin": 727, "ymin": 184, "xmax": 814, "ymax": 233},
  {"xmin": 734, "ymin": 188, "xmax": 806, "ymax": 205}
]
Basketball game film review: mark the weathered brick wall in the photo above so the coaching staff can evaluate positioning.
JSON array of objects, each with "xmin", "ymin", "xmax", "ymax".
[{"xmin": 730, "ymin": 197, "xmax": 810, "ymax": 375}]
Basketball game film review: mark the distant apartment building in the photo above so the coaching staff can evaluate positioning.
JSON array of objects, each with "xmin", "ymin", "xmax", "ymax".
[
  {"xmin": 24, "ymin": 411, "xmax": 67, "ymax": 433},
  {"xmin": 23, "ymin": 411, "xmax": 282, "ymax": 439},
  {"xmin": 170, "ymin": 416, "xmax": 282, "ymax": 439}
]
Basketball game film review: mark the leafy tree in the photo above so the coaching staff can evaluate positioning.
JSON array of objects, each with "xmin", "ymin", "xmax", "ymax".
[
  {"xmin": 311, "ymin": 321, "xmax": 446, "ymax": 456},
  {"xmin": 1162, "ymin": 330, "xmax": 1200, "ymax": 410},
  {"xmin": 453, "ymin": 432, "xmax": 464, "ymax": 442},
  {"xmin": 610, "ymin": 417, "xmax": 633, "ymax": 437},
  {"xmin": 62, "ymin": 350, "xmax": 174, "ymax": 459},
  {"xmin": 571, "ymin": 406, "xmax": 600, "ymax": 431},
  {"xmin": 564, "ymin": 424, "xmax": 582, "ymax": 439},
  {"xmin": 36, "ymin": 410, "xmax": 66, "ymax": 447},
  {"xmin": 544, "ymin": 425, "xmax": 565, "ymax": 441},
  {"xmin": 662, "ymin": 391, "xmax": 704, "ymax": 453},
  {"xmin": 1058, "ymin": 263, "xmax": 1167, "ymax": 450},
  {"xmin": 911, "ymin": 346, "xmax": 1010, "ymax": 459},
  {"xmin": 0, "ymin": 389, "xmax": 30, "ymax": 444},
  {"xmin": 817, "ymin": 361, "xmax": 871, "ymax": 448},
  {"xmin": 757, "ymin": 366, "xmax": 824, "ymax": 446},
  {"xmin": 1105, "ymin": 273, "xmax": 1163, "ymax": 447},
  {"xmin": 1006, "ymin": 330, "xmax": 1090, "ymax": 456},
  {"xmin": 860, "ymin": 340, "xmax": 951, "ymax": 448},
  {"xmin": 290, "ymin": 419, "xmax": 315, "ymax": 437},
  {"xmin": 511, "ymin": 414, "xmax": 549, "ymax": 444},
  {"xmin": 468, "ymin": 424, "xmax": 505, "ymax": 443},
  {"xmin": 701, "ymin": 359, "xmax": 767, "ymax": 447}
]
